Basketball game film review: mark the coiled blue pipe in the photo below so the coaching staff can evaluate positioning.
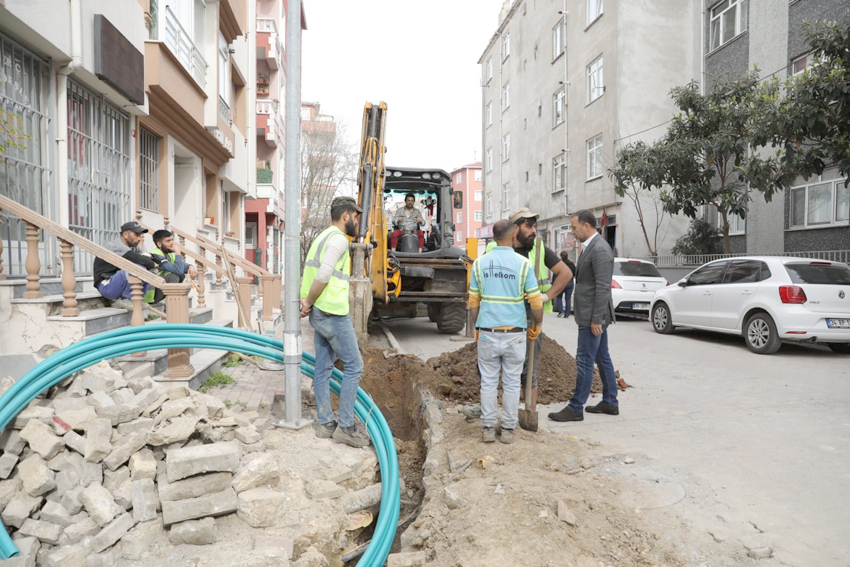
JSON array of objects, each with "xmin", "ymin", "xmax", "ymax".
[{"xmin": 0, "ymin": 325, "xmax": 399, "ymax": 566}]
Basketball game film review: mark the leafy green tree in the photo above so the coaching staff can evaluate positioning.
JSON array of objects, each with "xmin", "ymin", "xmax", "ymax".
[{"xmin": 671, "ymin": 218, "xmax": 723, "ymax": 256}]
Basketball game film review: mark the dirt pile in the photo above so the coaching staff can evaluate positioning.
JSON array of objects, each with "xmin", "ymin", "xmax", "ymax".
[{"xmin": 421, "ymin": 333, "xmax": 602, "ymax": 404}]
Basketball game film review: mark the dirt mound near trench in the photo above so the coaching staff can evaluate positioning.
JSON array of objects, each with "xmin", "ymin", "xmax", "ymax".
[{"xmin": 422, "ymin": 333, "xmax": 602, "ymax": 404}]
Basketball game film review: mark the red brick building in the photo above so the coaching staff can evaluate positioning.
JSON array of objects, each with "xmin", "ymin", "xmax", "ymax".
[{"xmin": 450, "ymin": 162, "xmax": 483, "ymax": 249}]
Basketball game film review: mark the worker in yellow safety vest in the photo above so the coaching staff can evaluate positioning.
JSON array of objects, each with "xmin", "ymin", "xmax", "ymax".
[{"xmin": 299, "ymin": 196, "xmax": 371, "ymax": 449}]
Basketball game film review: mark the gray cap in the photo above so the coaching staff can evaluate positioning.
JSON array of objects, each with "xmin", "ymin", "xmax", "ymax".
[{"xmin": 331, "ymin": 196, "xmax": 363, "ymax": 212}]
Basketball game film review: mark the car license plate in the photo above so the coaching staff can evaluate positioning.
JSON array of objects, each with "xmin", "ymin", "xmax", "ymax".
[
  {"xmin": 827, "ymin": 318, "xmax": 850, "ymax": 329},
  {"xmin": 633, "ymin": 302, "xmax": 650, "ymax": 311}
]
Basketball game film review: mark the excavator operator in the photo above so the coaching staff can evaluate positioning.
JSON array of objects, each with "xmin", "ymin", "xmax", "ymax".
[{"xmin": 391, "ymin": 193, "xmax": 425, "ymax": 253}]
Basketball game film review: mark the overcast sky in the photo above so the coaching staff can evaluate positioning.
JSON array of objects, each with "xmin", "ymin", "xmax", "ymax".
[{"xmin": 302, "ymin": 0, "xmax": 506, "ymax": 186}]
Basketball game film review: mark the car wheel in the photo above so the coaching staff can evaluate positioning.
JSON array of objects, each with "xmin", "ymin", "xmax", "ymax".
[
  {"xmin": 744, "ymin": 313, "xmax": 782, "ymax": 354},
  {"xmin": 827, "ymin": 343, "xmax": 850, "ymax": 354},
  {"xmin": 651, "ymin": 303, "xmax": 673, "ymax": 334}
]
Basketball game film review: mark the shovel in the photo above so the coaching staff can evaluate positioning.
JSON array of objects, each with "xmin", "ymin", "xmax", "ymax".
[{"xmin": 518, "ymin": 331, "xmax": 539, "ymax": 432}]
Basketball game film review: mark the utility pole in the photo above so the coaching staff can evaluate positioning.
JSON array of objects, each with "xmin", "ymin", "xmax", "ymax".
[{"xmin": 277, "ymin": 0, "xmax": 310, "ymax": 430}]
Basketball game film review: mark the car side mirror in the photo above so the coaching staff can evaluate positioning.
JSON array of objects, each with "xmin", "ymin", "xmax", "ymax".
[{"xmin": 677, "ymin": 279, "xmax": 687, "ymax": 288}]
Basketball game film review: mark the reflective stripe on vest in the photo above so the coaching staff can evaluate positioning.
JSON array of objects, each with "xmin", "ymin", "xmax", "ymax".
[
  {"xmin": 300, "ymin": 225, "xmax": 351, "ymax": 316},
  {"xmin": 474, "ymin": 255, "xmax": 529, "ymax": 306},
  {"xmin": 531, "ymin": 237, "xmax": 553, "ymax": 313}
]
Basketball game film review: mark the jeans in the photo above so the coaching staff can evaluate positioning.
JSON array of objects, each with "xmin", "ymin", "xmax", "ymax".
[
  {"xmin": 554, "ymin": 282, "xmax": 575, "ymax": 316},
  {"xmin": 97, "ymin": 268, "xmax": 151, "ymax": 300},
  {"xmin": 310, "ymin": 307, "xmax": 364, "ymax": 428},
  {"xmin": 568, "ymin": 325, "xmax": 618, "ymax": 412},
  {"xmin": 478, "ymin": 330, "xmax": 526, "ymax": 430}
]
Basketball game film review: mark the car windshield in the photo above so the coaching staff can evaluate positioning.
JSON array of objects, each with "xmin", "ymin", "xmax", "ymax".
[
  {"xmin": 614, "ymin": 261, "xmax": 662, "ymax": 278},
  {"xmin": 784, "ymin": 262, "xmax": 850, "ymax": 285}
]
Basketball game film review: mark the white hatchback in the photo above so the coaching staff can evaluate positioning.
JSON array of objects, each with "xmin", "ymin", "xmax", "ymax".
[
  {"xmin": 650, "ymin": 257, "xmax": 850, "ymax": 354},
  {"xmin": 611, "ymin": 258, "xmax": 668, "ymax": 314}
]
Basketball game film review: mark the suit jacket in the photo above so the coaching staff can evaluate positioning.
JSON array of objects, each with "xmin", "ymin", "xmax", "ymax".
[{"xmin": 573, "ymin": 235, "xmax": 615, "ymax": 327}]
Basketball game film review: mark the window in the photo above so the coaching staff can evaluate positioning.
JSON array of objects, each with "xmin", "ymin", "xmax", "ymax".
[
  {"xmin": 486, "ymin": 57, "xmax": 493, "ymax": 82},
  {"xmin": 457, "ymin": 231, "xmax": 463, "ymax": 242},
  {"xmin": 552, "ymin": 153, "xmax": 566, "ymax": 193},
  {"xmin": 486, "ymin": 148, "xmax": 493, "ymax": 172},
  {"xmin": 486, "ymin": 102, "xmax": 493, "ymax": 126},
  {"xmin": 456, "ymin": 212, "xmax": 463, "ymax": 223},
  {"xmin": 301, "ymin": 107, "xmax": 311, "ymax": 121},
  {"xmin": 502, "ymin": 183, "xmax": 510, "ymax": 211},
  {"xmin": 587, "ymin": 55, "xmax": 603, "ymax": 103},
  {"xmin": 790, "ymin": 179, "xmax": 849, "ymax": 228},
  {"xmin": 245, "ymin": 222, "xmax": 257, "ymax": 247},
  {"xmin": 502, "ymin": 133, "xmax": 511, "ymax": 161},
  {"xmin": 721, "ymin": 260, "xmax": 764, "ymax": 284},
  {"xmin": 687, "ymin": 261, "xmax": 728, "ymax": 286},
  {"xmin": 474, "ymin": 189, "xmax": 483, "ymax": 201},
  {"xmin": 502, "ymin": 32, "xmax": 510, "ymax": 61},
  {"xmin": 218, "ymin": 33, "xmax": 230, "ymax": 122},
  {"xmin": 139, "ymin": 128, "xmax": 160, "ymax": 212},
  {"xmin": 614, "ymin": 261, "xmax": 663, "ymax": 278},
  {"xmin": 486, "ymin": 193, "xmax": 493, "ymax": 217},
  {"xmin": 474, "ymin": 171, "xmax": 482, "ymax": 182},
  {"xmin": 456, "ymin": 172, "xmax": 462, "ymax": 184},
  {"xmin": 587, "ymin": 135, "xmax": 603, "ymax": 179},
  {"xmin": 587, "ymin": 0, "xmax": 603, "ymax": 25},
  {"xmin": 785, "ymin": 262, "xmax": 850, "ymax": 285},
  {"xmin": 553, "ymin": 87, "xmax": 565, "ymax": 126},
  {"xmin": 502, "ymin": 83, "xmax": 510, "ymax": 110},
  {"xmin": 475, "ymin": 210, "xmax": 483, "ymax": 222},
  {"xmin": 709, "ymin": 0, "xmax": 748, "ymax": 52},
  {"xmin": 792, "ymin": 52, "xmax": 820, "ymax": 76},
  {"xmin": 719, "ymin": 211, "xmax": 746, "ymax": 234},
  {"xmin": 553, "ymin": 18, "xmax": 566, "ymax": 59}
]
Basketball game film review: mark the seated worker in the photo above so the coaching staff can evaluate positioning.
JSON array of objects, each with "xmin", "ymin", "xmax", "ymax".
[
  {"xmin": 144, "ymin": 229, "xmax": 198, "ymax": 304},
  {"xmin": 93, "ymin": 221, "xmax": 161, "ymax": 311},
  {"xmin": 391, "ymin": 193, "xmax": 425, "ymax": 253}
]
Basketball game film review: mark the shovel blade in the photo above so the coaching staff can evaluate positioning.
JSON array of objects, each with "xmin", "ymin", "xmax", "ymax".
[{"xmin": 518, "ymin": 409, "xmax": 539, "ymax": 432}]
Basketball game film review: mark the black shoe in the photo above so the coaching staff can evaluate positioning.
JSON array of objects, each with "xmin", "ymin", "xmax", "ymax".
[
  {"xmin": 547, "ymin": 406, "xmax": 584, "ymax": 422},
  {"xmin": 585, "ymin": 402, "xmax": 619, "ymax": 415}
]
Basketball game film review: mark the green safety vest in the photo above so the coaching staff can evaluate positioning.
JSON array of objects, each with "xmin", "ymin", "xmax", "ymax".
[
  {"xmin": 142, "ymin": 246, "xmax": 177, "ymax": 303},
  {"xmin": 484, "ymin": 238, "xmax": 553, "ymax": 312},
  {"xmin": 300, "ymin": 225, "xmax": 351, "ymax": 316}
]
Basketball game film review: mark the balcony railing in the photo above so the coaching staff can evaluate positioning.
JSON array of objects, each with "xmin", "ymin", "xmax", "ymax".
[
  {"xmin": 219, "ymin": 96, "xmax": 231, "ymax": 124},
  {"xmin": 257, "ymin": 18, "xmax": 277, "ymax": 34},
  {"xmin": 256, "ymin": 100, "xmax": 273, "ymax": 115},
  {"xmin": 164, "ymin": 6, "xmax": 208, "ymax": 89}
]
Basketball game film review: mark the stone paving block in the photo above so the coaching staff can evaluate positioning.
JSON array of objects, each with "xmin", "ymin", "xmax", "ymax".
[
  {"xmin": 60, "ymin": 486, "xmax": 85, "ymax": 515},
  {"xmin": 43, "ymin": 544, "xmax": 88, "ymax": 567},
  {"xmin": 306, "ymin": 479, "xmax": 344, "ymax": 501},
  {"xmin": 148, "ymin": 416, "xmax": 201, "ymax": 446},
  {"xmin": 158, "ymin": 471, "xmax": 233, "ymax": 502},
  {"xmin": 235, "ymin": 428, "xmax": 261, "ymax": 444},
  {"xmin": 386, "ymin": 551, "xmax": 428, "ymax": 567},
  {"xmin": 116, "ymin": 417, "xmax": 154, "ymax": 437},
  {"xmin": 17, "ymin": 454, "xmax": 56, "ymax": 497},
  {"xmin": 252, "ymin": 418, "xmax": 273, "ymax": 432},
  {"xmin": 160, "ymin": 488, "xmax": 238, "ymax": 526},
  {"xmin": 2, "ymin": 491, "xmax": 43, "ymax": 528},
  {"xmin": 55, "ymin": 467, "xmax": 81, "ymax": 496},
  {"xmin": 166, "ymin": 386, "xmax": 190, "ymax": 400},
  {"xmin": 81, "ymin": 482, "xmax": 122, "ymax": 527},
  {"xmin": 51, "ymin": 397, "xmax": 90, "ymax": 415},
  {"xmin": 18, "ymin": 518, "xmax": 63, "ymax": 545},
  {"xmin": 103, "ymin": 466, "xmax": 131, "ymax": 493},
  {"xmin": 7, "ymin": 536, "xmax": 39, "ymax": 567},
  {"xmin": 253, "ymin": 536, "xmax": 294, "ymax": 559},
  {"xmin": 131, "ymin": 479, "xmax": 158, "ymax": 522},
  {"xmin": 443, "ymin": 485, "xmax": 467, "ymax": 510},
  {"xmin": 39, "ymin": 501, "xmax": 72, "ymax": 527},
  {"xmin": 120, "ymin": 519, "xmax": 164, "ymax": 561},
  {"xmin": 0, "ymin": 477, "xmax": 22, "ymax": 509},
  {"xmin": 128, "ymin": 377, "xmax": 155, "ymax": 395},
  {"xmin": 169, "ymin": 517, "xmax": 217, "ymax": 545},
  {"xmin": 63, "ymin": 430, "xmax": 87, "ymax": 456},
  {"xmin": 1, "ymin": 429, "xmax": 27, "ymax": 455},
  {"xmin": 129, "ymin": 448, "xmax": 157, "ymax": 481},
  {"xmin": 103, "ymin": 431, "xmax": 147, "ymax": 471},
  {"xmin": 63, "ymin": 516, "xmax": 100, "ymax": 544},
  {"xmin": 19, "ymin": 420, "xmax": 64, "ymax": 460},
  {"xmin": 96, "ymin": 403, "xmax": 138, "ymax": 426},
  {"xmin": 237, "ymin": 487, "xmax": 286, "ymax": 528},
  {"xmin": 84, "ymin": 419, "xmax": 113, "ymax": 463},
  {"xmin": 166, "ymin": 441, "xmax": 239, "ymax": 482},
  {"xmin": 0, "ymin": 452, "xmax": 19, "ymax": 479},
  {"xmin": 232, "ymin": 453, "xmax": 280, "ymax": 493},
  {"xmin": 56, "ymin": 407, "xmax": 98, "ymax": 433},
  {"xmin": 12, "ymin": 406, "xmax": 54, "ymax": 430},
  {"xmin": 131, "ymin": 388, "xmax": 162, "ymax": 413},
  {"xmin": 111, "ymin": 388, "xmax": 134, "ymax": 404},
  {"xmin": 89, "ymin": 391, "xmax": 115, "ymax": 410},
  {"xmin": 142, "ymin": 392, "xmax": 170, "ymax": 418},
  {"xmin": 90, "ymin": 512, "xmax": 136, "ymax": 553},
  {"xmin": 114, "ymin": 477, "xmax": 133, "ymax": 510}
]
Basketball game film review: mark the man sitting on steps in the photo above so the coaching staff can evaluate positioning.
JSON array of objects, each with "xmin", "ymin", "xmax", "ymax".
[
  {"xmin": 145, "ymin": 229, "xmax": 198, "ymax": 304},
  {"xmin": 93, "ymin": 221, "xmax": 162, "ymax": 312}
]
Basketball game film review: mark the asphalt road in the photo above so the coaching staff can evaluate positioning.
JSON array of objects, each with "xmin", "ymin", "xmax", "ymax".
[{"xmin": 383, "ymin": 312, "xmax": 850, "ymax": 567}]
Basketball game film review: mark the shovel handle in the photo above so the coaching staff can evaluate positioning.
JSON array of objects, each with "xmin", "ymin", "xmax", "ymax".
[{"xmin": 525, "ymin": 338, "xmax": 535, "ymax": 410}]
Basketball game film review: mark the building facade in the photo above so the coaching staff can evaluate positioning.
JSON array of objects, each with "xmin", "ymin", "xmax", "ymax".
[
  {"xmin": 699, "ymin": 0, "xmax": 849, "ymax": 255},
  {"xmin": 450, "ymin": 162, "xmax": 483, "ymax": 248},
  {"xmin": 478, "ymin": 0, "xmax": 694, "ymax": 259}
]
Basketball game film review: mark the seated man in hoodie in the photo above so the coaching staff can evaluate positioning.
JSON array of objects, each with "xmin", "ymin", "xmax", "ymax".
[
  {"xmin": 93, "ymin": 221, "xmax": 162, "ymax": 311},
  {"xmin": 145, "ymin": 229, "xmax": 198, "ymax": 304}
]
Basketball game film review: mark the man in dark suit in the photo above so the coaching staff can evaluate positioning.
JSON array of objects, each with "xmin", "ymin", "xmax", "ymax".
[{"xmin": 548, "ymin": 210, "xmax": 619, "ymax": 422}]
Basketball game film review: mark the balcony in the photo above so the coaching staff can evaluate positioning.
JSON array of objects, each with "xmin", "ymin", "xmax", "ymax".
[
  {"xmin": 161, "ymin": 6, "xmax": 208, "ymax": 89},
  {"xmin": 256, "ymin": 100, "xmax": 279, "ymax": 147},
  {"xmin": 257, "ymin": 182, "xmax": 283, "ymax": 217},
  {"xmin": 256, "ymin": 18, "xmax": 282, "ymax": 70}
]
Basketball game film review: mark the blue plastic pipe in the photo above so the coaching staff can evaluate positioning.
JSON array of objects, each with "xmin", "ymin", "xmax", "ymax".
[{"xmin": 0, "ymin": 325, "xmax": 399, "ymax": 566}]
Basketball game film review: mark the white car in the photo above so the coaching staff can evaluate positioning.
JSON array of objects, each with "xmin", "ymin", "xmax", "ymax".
[
  {"xmin": 611, "ymin": 258, "xmax": 668, "ymax": 314},
  {"xmin": 649, "ymin": 256, "xmax": 850, "ymax": 354}
]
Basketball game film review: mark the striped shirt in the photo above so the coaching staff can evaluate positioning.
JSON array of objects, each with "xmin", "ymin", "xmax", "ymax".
[{"xmin": 469, "ymin": 246, "xmax": 541, "ymax": 329}]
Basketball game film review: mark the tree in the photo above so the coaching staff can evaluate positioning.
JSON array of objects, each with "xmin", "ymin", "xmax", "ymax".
[
  {"xmin": 671, "ymin": 218, "xmax": 723, "ymax": 256},
  {"xmin": 608, "ymin": 141, "xmax": 668, "ymax": 256},
  {"xmin": 0, "ymin": 99, "xmax": 30, "ymax": 156},
  {"xmin": 299, "ymin": 121, "xmax": 357, "ymax": 266}
]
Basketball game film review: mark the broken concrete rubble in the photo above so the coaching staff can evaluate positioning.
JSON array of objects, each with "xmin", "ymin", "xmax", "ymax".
[{"xmin": 166, "ymin": 441, "xmax": 240, "ymax": 482}]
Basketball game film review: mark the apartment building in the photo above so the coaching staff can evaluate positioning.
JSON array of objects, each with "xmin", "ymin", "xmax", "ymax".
[
  {"xmin": 699, "ymin": 0, "xmax": 849, "ymax": 255},
  {"xmin": 450, "ymin": 162, "xmax": 483, "ymax": 248},
  {"xmin": 478, "ymin": 0, "xmax": 693, "ymax": 259}
]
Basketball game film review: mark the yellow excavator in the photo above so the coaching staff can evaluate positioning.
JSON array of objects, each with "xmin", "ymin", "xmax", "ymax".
[{"xmin": 349, "ymin": 102, "xmax": 475, "ymax": 344}]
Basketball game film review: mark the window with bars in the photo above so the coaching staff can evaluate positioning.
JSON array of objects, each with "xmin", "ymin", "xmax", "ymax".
[{"xmin": 139, "ymin": 128, "xmax": 160, "ymax": 212}]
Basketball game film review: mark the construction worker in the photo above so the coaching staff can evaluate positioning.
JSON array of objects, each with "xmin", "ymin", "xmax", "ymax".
[
  {"xmin": 468, "ymin": 219, "xmax": 544, "ymax": 444},
  {"xmin": 144, "ymin": 230, "xmax": 198, "ymax": 304},
  {"xmin": 299, "ymin": 196, "xmax": 371, "ymax": 449},
  {"xmin": 463, "ymin": 208, "xmax": 572, "ymax": 423}
]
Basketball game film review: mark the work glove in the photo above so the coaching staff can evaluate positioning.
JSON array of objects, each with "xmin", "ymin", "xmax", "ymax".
[{"xmin": 527, "ymin": 325, "xmax": 541, "ymax": 341}]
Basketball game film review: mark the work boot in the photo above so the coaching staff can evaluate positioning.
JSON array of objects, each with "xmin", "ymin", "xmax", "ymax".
[
  {"xmin": 332, "ymin": 424, "xmax": 371, "ymax": 448},
  {"xmin": 482, "ymin": 426, "xmax": 496, "ymax": 443},
  {"xmin": 547, "ymin": 406, "xmax": 584, "ymax": 422},
  {"xmin": 462, "ymin": 404, "xmax": 482, "ymax": 423},
  {"xmin": 314, "ymin": 420, "xmax": 337, "ymax": 439},
  {"xmin": 585, "ymin": 402, "xmax": 619, "ymax": 415},
  {"xmin": 111, "ymin": 299, "xmax": 133, "ymax": 312},
  {"xmin": 499, "ymin": 428, "xmax": 514, "ymax": 444}
]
